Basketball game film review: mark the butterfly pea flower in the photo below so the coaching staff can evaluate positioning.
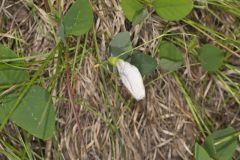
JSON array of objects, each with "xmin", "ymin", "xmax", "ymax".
[{"xmin": 116, "ymin": 59, "xmax": 145, "ymax": 101}]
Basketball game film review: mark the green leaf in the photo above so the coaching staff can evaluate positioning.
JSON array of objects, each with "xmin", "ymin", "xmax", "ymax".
[
  {"xmin": 0, "ymin": 44, "xmax": 29, "ymax": 85},
  {"xmin": 63, "ymin": 0, "xmax": 93, "ymax": 36},
  {"xmin": 109, "ymin": 32, "xmax": 132, "ymax": 60},
  {"xmin": 132, "ymin": 8, "xmax": 148, "ymax": 26},
  {"xmin": 194, "ymin": 143, "xmax": 212, "ymax": 160},
  {"xmin": 204, "ymin": 127, "xmax": 237, "ymax": 160},
  {"xmin": 159, "ymin": 41, "xmax": 184, "ymax": 61},
  {"xmin": 204, "ymin": 136, "xmax": 216, "ymax": 158},
  {"xmin": 0, "ymin": 85, "xmax": 55, "ymax": 140},
  {"xmin": 153, "ymin": 0, "xmax": 193, "ymax": 21},
  {"xmin": 121, "ymin": 0, "xmax": 144, "ymax": 22},
  {"xmin": 130, "ymin": 51, "xmax": 157, "ymax": 76},
  {"xmin": 159, "ymin": 59, "xmax": 182, "ymax": 72},
  {"xmin": 159, "ymin": 41, "xmax": 184, "ymax": 71},
  {"xmin": 198, "ymin": 44, "xmax": 225, "ymax": 72}
]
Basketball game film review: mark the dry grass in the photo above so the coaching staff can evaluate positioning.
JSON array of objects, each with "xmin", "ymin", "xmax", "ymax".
[{"xmin": 0, "ymin": 0, "xmax": 240, "ymax": 160}]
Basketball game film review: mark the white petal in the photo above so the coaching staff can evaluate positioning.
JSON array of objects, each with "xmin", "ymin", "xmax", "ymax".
[{"xmin": 116, "ymin": 60, "xmax": 145, "ymax": 101}]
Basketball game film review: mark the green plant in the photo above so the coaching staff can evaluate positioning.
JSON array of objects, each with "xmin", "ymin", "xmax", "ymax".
[
  {"xmin": 62, "ymin": 0, "xmax": 93, "ymax": 36},
  {"xmin": 198, "ymin": 44, "xmax": 225, "ymax": 72},
  {"xmin": 1, "ymin": 0, "xmax": 240, "ymax": 159},
  {"xmin": 159, "ymin": 41, "xmax": 184, "ymax": 72},
  {"xmin": 109, "ymin": 32, "xmax": 157, "ymax": 76},
  {"xmin": 0, "ymin": 44, "xmax": 29, "ymax": 85},
  {"xmin": 195, "ymin": 127, "xmax": 238, "ymax": 160},
  {"xmin": 0, "ymin": 45, "xmax": 55, "ymax": 140},
  {"xmin": 0, "ymin": 0, "xmax": 94, "ymax": 140},
  {"xmin": 121, "ymin": 0, "xmax": 194, "ymax": 25}
]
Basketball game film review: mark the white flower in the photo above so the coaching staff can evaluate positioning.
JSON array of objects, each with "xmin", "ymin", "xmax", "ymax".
[{"xmin": 116, "ymin": 59, "xmax": 145, "ymax": 101}]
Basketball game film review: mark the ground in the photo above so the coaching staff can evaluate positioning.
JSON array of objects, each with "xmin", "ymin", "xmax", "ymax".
[{"xmin": 0, "ymin": 0, "xmax": 240, "ymax": 160}]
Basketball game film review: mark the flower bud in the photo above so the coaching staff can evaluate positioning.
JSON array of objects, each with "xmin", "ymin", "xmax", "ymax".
[{"xmin": 116, "ymin": 60, "xmax": 145, "ymax": 101}]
